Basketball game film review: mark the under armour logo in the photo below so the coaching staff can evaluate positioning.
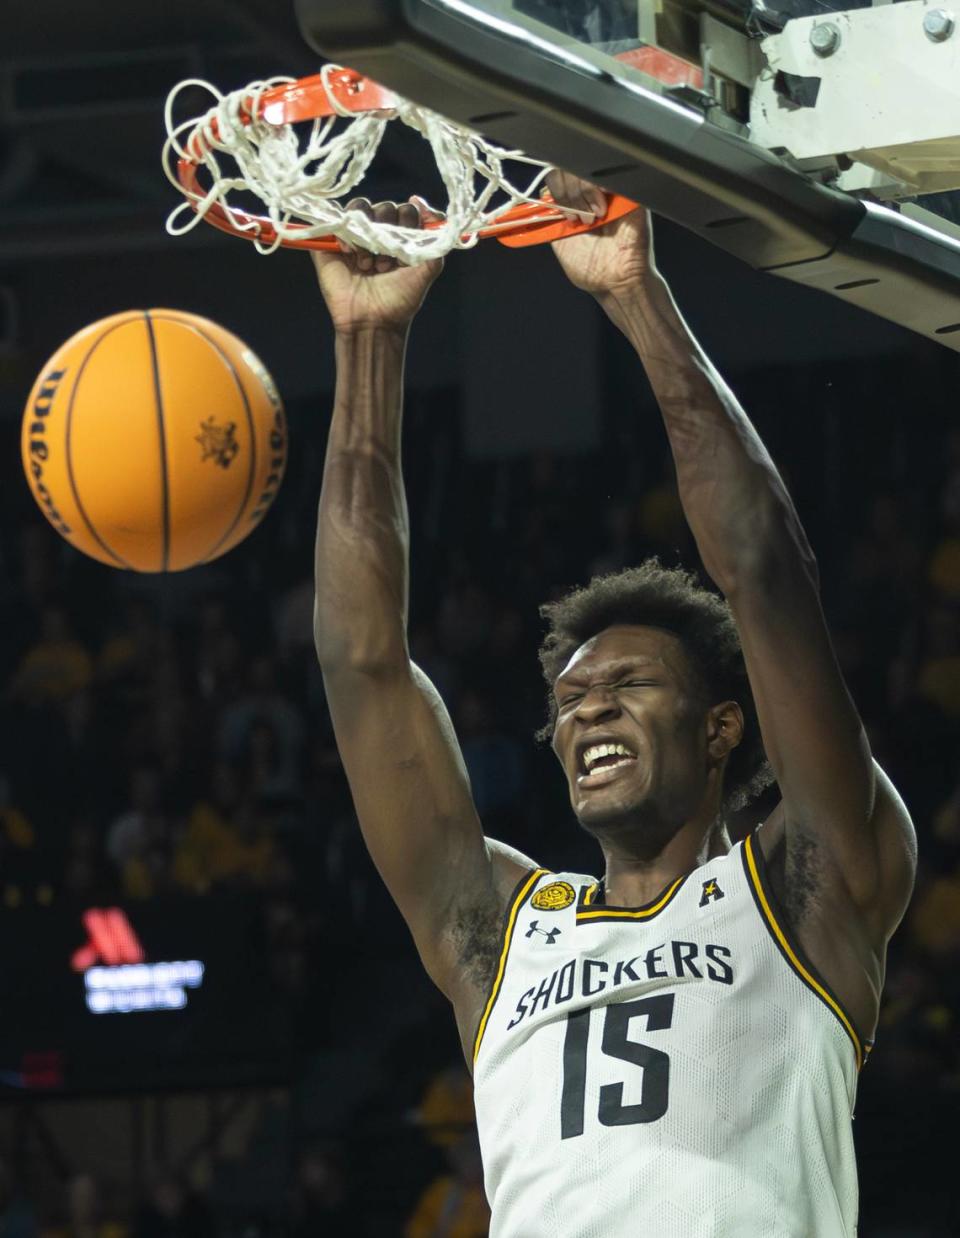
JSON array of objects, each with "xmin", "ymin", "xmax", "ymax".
[
  {"xmin": 699, "ymin": 879, "xmax": 725, "ymax": 908},
  {"xmin": 525, "ymin": 920, "xmax": 561, "ymax": 944}
]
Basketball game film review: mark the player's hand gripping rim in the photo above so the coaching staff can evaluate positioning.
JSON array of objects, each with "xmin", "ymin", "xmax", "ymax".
[{"xmin": 312, "ymin": 196, "xmax": 444, "ymax": 334}]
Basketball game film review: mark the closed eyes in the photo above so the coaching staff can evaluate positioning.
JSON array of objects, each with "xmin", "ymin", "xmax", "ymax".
[{"xmin": 557, "ymin": 679, "xmax": 659, "ymax": 708}]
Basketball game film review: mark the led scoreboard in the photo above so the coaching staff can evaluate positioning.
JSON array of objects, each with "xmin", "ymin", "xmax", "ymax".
[{"xmin": 0, "ymin": 898, "xmax": 294, "ymax": 1093}]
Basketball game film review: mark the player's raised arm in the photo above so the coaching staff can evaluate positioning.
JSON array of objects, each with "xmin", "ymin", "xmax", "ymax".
[
  {"xmin": 548, "ymin": 175, "xmax": 915, "ymax": 950},
  {"xmin": 312, "ymin": 199, "xmax": 529, "ymax": 1003}
]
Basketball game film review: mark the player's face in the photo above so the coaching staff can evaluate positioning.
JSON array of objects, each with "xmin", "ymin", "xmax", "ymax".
[{"xmin": 551, "ymin": 626, "xmax": 712, "ymax": 842}]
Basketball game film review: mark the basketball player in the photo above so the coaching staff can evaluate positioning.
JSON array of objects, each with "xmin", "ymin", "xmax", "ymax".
[{"xmin": 311, "ymin": 182, "xmax": 916, "ymax": 1236}]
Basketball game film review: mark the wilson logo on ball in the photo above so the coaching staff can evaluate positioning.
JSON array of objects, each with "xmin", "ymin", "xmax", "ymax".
[{"xmin": 23, "ymin": 367, "xmax": 71, "ymax": 538}]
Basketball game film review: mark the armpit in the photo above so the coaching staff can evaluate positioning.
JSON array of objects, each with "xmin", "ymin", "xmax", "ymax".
[
  {"xmin": 768, "ymin": 826, "xmax": 826, "ymax": 928},
  {"xmin": 449, "ymin": 893, "xmax": 507, "ymax": 996}
]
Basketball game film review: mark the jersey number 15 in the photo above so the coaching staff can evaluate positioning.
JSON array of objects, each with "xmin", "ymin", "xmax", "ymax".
[{"xmin": 560, "ymin": 994, "xmax": 674, "ymax": 1140}]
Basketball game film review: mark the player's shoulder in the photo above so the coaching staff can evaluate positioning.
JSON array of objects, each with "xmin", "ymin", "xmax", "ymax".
[
  {"xmin": 485, "ymin": 837, "xmax": 543, "ymax": 902},
  {"xmin": 441, "ymin": 839, "xmax": 548, "ymax": 1011},
  {"xmin": 484, "ymin": 837, "xmax": 597, "ymax": 905}
]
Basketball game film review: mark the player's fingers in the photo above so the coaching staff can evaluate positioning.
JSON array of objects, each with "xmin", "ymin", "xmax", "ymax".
[
  {"xmin": 547, "ymin": 169, "xmax": 594, "ymax": 217},
  {"xmin": 372, "ymin": 201, "xmax": 400, "ymax": 272},
  {"xmin": 346, "ymin": 197, "xmax": 376, "ymax": 271},
  {"xmin": 545, "ymin": 169, "xmax": 606, "ymax": 221},
  {"xmin": 408, "ymin": 195, "xmax": 446, "ymax": 226},
  {"xmin": 397, "ymin": 201, "xmax": 421, "ymax": 230},
  {"xmin": 383, "ymin": 200, "xmax": 436, "ymax": 269},
  {"xmin": 345, "ymin": 197, "xmax": 373, "ymax": 221}
]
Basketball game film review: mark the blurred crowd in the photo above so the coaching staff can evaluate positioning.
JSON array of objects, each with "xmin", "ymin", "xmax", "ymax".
[
  {"xmin": 0, "ymin": 1078, "xmax": 489, "ymax": 1238},
  {"xmin": 1, "ymin": 340, "xmax": 959, "ymax": 1233},
  {"xmin": 0, "ymin": 1056, "xmax": 494, "ymax": 1238}
]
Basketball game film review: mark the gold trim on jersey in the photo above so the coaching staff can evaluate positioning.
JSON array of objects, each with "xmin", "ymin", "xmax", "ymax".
[
  {"xmin": 742, "ymin": 832, "xmax": 866, "ymax": 1072},
  {"xmin": 576, "ymin": 874, "xmax": 687, "ymax": 923},
  {"xmin": 473, "ymin": 867, "xmax": 550, "ymax": 1065}
]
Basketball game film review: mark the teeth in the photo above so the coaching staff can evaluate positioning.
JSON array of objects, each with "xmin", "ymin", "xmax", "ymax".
[{"xmin": 582, "ymin": 742, "xmax": 635, "ymax": 772}]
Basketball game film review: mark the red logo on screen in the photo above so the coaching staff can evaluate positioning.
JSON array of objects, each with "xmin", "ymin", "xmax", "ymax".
[{"xmin": 71, "ymin": 908, "xmax": 146, "ymax": 972}]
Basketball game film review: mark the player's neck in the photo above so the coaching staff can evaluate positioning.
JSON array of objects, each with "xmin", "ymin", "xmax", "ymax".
[{"xmin": 598, "ymin": 817, "xmax": 727, "ymax": 907}]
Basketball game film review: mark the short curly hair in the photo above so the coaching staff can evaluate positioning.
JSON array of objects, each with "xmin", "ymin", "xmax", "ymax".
[{"xmin": 536, "ymin": 560, "xmax": 774, "ymax": 816}]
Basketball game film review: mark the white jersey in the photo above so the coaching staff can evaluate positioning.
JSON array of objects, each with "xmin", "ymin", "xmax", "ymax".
[{"xmin": 472, "ymin": 832, "xmax": 871, "ymax": 1238}]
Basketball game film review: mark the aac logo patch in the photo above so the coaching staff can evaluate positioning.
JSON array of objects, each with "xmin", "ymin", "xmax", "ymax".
[
  {"xmin": 699, "ymin": 878, "xmax": 725, "ymax": 908},
  {"xmin": 531, "ymin": 881, "xmax": 576, "ymax": 911}
]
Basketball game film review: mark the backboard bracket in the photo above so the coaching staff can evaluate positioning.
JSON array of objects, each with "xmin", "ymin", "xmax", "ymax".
[{"xmin": 295, "ymin": 0, "xmax": 960, "ymax": 349}]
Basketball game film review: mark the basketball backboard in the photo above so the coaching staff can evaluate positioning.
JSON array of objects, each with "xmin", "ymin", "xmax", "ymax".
[{"xmin": 295, "ymin": 0, "xmax": 960, "ymax": 349}]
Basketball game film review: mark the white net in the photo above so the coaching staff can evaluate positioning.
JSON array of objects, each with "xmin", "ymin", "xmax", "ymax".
[{"xmin": 162, "ymin": 66, "xmax": 565, "ymax": 261}]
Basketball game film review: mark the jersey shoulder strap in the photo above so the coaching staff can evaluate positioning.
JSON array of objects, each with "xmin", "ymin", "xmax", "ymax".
[{"xmin": 472, "ymin": 867, "xmax": 595, "ymax": 1064}]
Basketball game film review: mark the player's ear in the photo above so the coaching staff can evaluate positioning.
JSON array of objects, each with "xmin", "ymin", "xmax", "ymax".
[{"xmin": 706, "ymin": 701, "xmax": 743, "ymax": 761}]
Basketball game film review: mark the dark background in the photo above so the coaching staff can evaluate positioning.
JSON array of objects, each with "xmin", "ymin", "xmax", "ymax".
[{"xmin": 1, "ymin": 2, "xmax": 958, "ymax": 1236}]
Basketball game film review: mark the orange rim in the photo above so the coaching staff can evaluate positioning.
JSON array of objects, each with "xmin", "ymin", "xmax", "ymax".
[{"xmin": 173, "ymin": 68, "xmax": 638, "ymax": 250}]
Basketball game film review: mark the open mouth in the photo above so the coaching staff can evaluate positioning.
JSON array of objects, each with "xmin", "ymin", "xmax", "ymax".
[{"xmin": 577, "ymin": 742, "xmax": 637, "ymax": 787}]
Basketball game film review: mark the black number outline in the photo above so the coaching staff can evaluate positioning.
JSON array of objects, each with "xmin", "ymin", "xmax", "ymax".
[{"xmin": 561, "ymin": 994, "xmax": 675, "ymax": 1139}]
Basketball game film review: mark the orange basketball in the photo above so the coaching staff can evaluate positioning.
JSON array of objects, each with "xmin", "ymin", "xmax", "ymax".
[{"xmin": 21, "ymin": 309, "xmax": 287, "ymax": 572}]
